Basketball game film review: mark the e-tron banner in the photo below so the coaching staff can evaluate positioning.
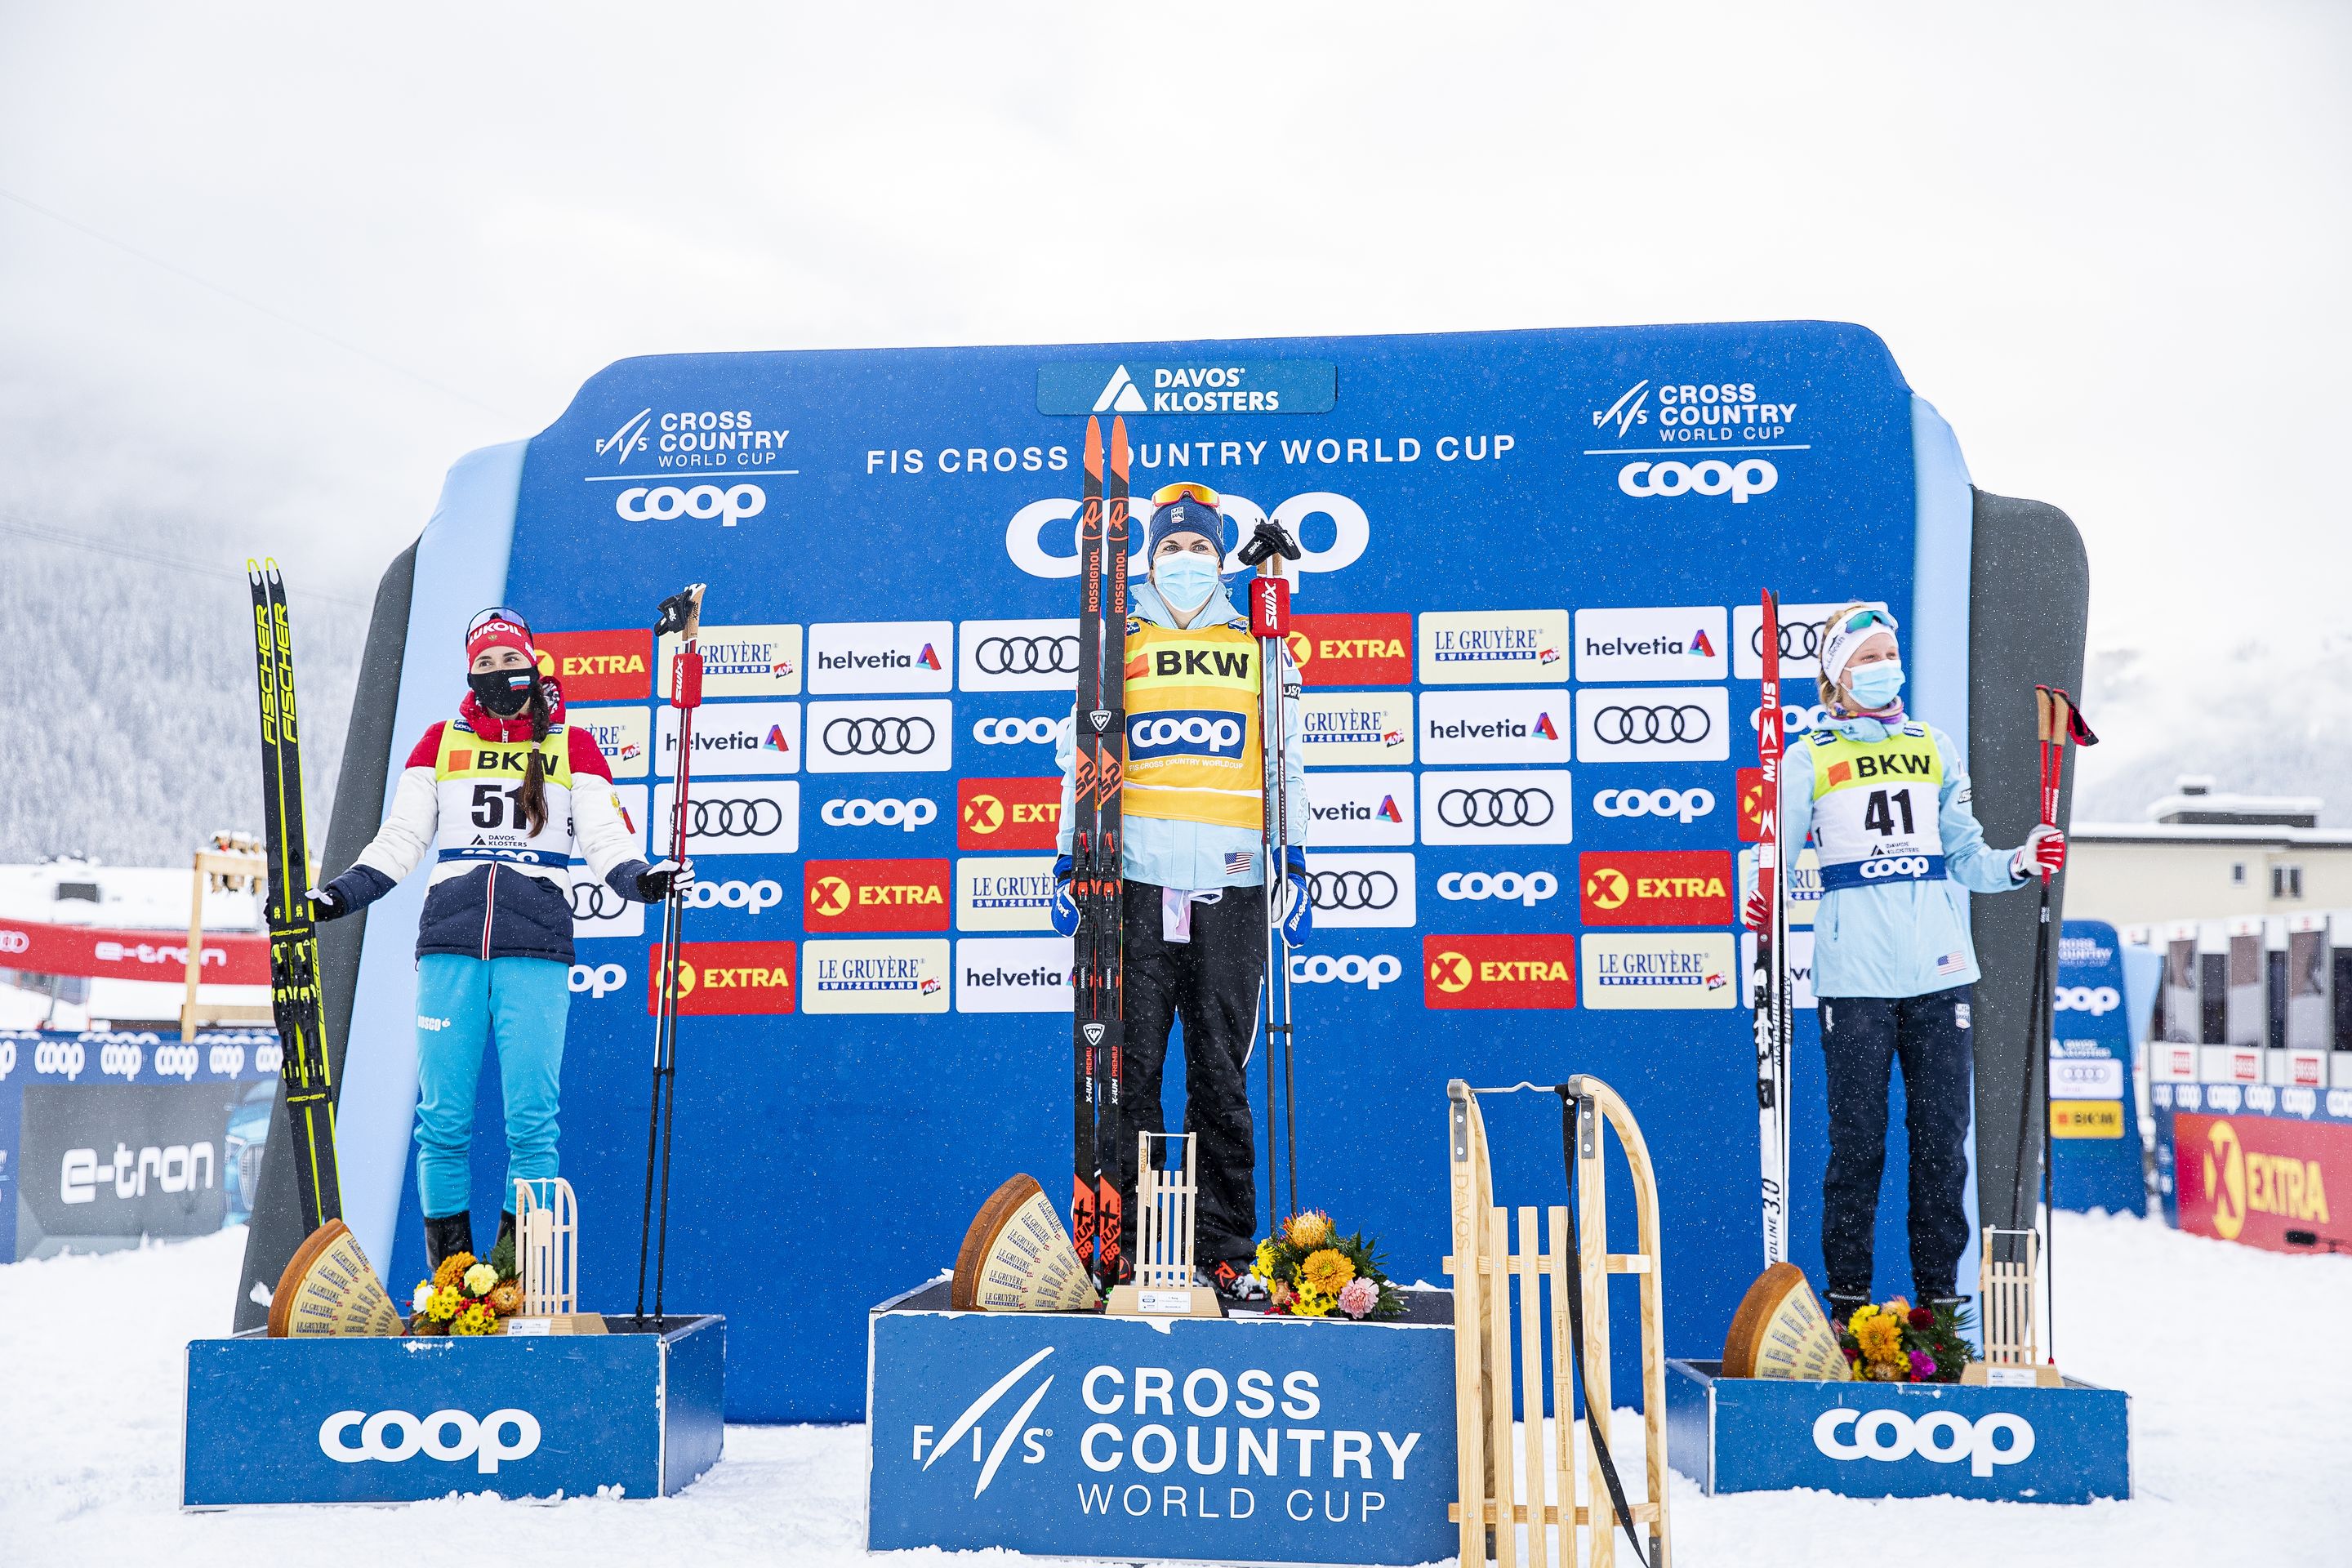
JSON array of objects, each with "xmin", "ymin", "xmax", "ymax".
[{"xmin": 358, "ymin": 325, "xmax": 1962, "ymax": 1419}]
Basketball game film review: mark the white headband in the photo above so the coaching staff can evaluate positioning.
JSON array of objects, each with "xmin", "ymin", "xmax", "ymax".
[{"xmin": 1818, "ymin": 605, "xmax": 1899, "ymax": 685}]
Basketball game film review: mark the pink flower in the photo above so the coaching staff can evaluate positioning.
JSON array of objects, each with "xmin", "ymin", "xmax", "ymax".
[
  {"xmin": 1909, "ymin": 1350, "xmax": 1937, "ymax": 1381},
  {"xmin": 1336, "ymin": 1277, "xmax": 1379, "ymax": 1320}
]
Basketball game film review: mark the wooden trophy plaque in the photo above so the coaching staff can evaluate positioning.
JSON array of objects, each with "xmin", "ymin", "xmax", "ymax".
[
  {"xmin": 506, "ymin": 1176, "xmax": 606, "ymax": 1335},
  {"xmin": 1105, "ymin": 1133, "xmax": 1223, "ymax": 1318},
  {"xmin": 951, "ymin": 1174, "xmax": 1101, "ymax": 1312}
]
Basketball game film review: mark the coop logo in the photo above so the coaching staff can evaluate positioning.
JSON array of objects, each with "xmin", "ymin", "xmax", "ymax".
[
  {"xmin": 683, "ymin": 878, "xmax": 786, "ymax": 914},
  {"xmin": 1594, "ymin": 785, "xmax": 1717, "ymax": 826},
  {"xmin": 568, "ymin": 962, "xmax": 628, "ymax": 999},
  {"xmin": 318, "ymin": 1409, "xmax": 543, "ymax": 1475},
  {"xmin": 804, "ymin": 859, "xmax": 951, "ymax": 933},
  {"xmin": 1423, "ymin": 934, "xmax": 1577, "ymax": 1011},
  {"xmin": 59, "ymin": 1138, "xmax": 217, "ymax": 1203},
  {"xmin": 1579, "ymin": 852, "xmax": 1732, "ymax": 925},
  {"xmin": 1283, "ymin": 613, "xmax": 1413, "ymax": 686},
  {"xmin": 1289, "ymin": 953, "xmax": 1405, "ymax": 991},
  {"xmin": 1616, "ymin": 458, "xmax": 1777, "ymax": 504},
  {"xmin": 532, "ymin": 630, "xmax": 653, "ymax": 702},
  {"xmin": 959, "ymin": 778, "xmax": 1063, "ymax": 850},
  {"xmin": 1812, "ymin": 1409, "xmax": 2034, "ymax": 1479},
  {"xmin": 34, "ymin": 1040, "xmax": 87, "ymax": 1079},
  {"xmin": 2054, "ymin": 985, "xmax": 2122, "ymax": 1016},
  {"xmin": 613, "ymin": 482, "xmax": 768, "ymax": 528},
  {"xmin": 645, "ymin": 941, "xmax": 795, "ymax": 1016},
  {"xmin": 803, "ymin": 938, "xmax": 951, "ymax": 1015},
  {"xmin": 1437, "ymin": 871, "xmax": 1557, "ymax": 908},
  {"xmin": 823, "ymin": 795, "xmax": 938, "ymax": 833},
  {"xmin": 808, "ymin": 621, "xmax": 954, "ymax": 695},
  {"xmin": 1128, "ymin": 710, "xmax": 1249, "ymax": 761},
  {"xmin": 974, "ymin": 716, "xmax": 1066, "ymax": 746}
]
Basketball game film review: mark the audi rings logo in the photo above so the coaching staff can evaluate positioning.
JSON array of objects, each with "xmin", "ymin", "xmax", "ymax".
[
  {"xmin": 1592, "ymin": 703, "xmax": 1712, "ymax": 745},
  {"xmin": 973, "ymin": 715, "xmax": 1064, "ymax": 745},
  {"xmin": 975, "ymin": 634, "xmax": 1079, "ymax": 676},
  {"xmin": 613, "ymin": 483, "xmax": 766, "ymax": 528},
  {"xmin": 1859, "ymin": 855, "xmax": 1934, "ymax": 880},
  {"xmin": 1288, "ymin": 953, "xmax": 1404, "ymax": 991},
  {"xmin": 318, "ymin": 1408, "xmax": 543, "ymax": 1475},
  {"xmin": 1756, "ymin": 617, "xmax": 1828, "ymax": 662},
  {"xmin": 1438, "ymin": 787, "xmax": 1555, "ymax": 829},
  {"xmin": 1592, "ymin": 786, "xmax": 1716, "ymax": 823},
  {"xmin": 822, "ymin": 796, "xmax": 938, "ymax": 832},
  {"xmin": 684, "ymin": 878, "xmax": 785, "ymax": 913},
  {"xmin": 568, "ymin": 962, "xmax": 628, "ymax": 999},
  {"xmin": 1308, "ymin": 869, "xmax": 1400, "ymax": 911},
  {"xmin": 1437, "ymin": 871, "xmax": 1558, "ymax": 906},
  {"xmin": 569, "ymin": 881, "xmax": 630, "ymax": 921},
  {"xmin": 825, "ymin": 715, "xmax": 937, "ymax": 755},
  {"xmin": 1616, "ymin": 457, "xmax": 1777, "ymax": 504},
  {"xmin": 0, "ymin": 929, "xmax": 28, "ymax": 954},
  {"xmin": 681, "ymin": 797, "xmax": 787, "ymax": 837}
]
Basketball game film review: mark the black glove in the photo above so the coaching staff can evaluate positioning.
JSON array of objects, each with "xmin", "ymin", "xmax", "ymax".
[
  {"xmin": 306, "ymin": 886, "xmax": 346, "ymax": 923},
  {"xmin": 635, "ymin": 858, "xmax": 696, "ymax": 902}
]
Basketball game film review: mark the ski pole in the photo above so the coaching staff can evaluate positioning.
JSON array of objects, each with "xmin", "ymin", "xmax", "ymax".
[
  {"xmin": 1240, "ymin": 519, "xmax": 1302, "ymax": 1232},
  {"xmin": 637, "ymin": 582, "xmax": 706, "ymax": 1329}
]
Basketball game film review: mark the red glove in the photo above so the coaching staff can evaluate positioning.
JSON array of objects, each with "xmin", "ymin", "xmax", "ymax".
[
  {"xmin": 1744, "ymin": 889, "xmax": 1770, "ymax": 933},
  {"xmin": 2016, "ymin": 824, "xmax": 2066, "ymax": 879}
]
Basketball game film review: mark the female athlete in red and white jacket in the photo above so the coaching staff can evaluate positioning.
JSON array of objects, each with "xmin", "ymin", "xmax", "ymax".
[{"xmin": 311, "ymin": 608, "xmax": 692, "ymax": 1267}]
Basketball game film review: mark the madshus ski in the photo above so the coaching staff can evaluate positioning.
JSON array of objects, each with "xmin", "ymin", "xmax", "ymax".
[
  {"xmin": 1753, "ymin": 588, "xmax": 1792, "ymax": 1267},
  {"xmin": 1071, "ymin": 416, "xmax": 1130, "ymax": 1291},
  {"xmin": 246, "ymin": 559, "xmax": 343, "ymax": 1235}
]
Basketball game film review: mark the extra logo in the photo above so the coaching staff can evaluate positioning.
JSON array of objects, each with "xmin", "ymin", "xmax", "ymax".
[
  {"xmin": 1575, "ymin": 687, "xmax": 1731, "ymax": 764},
  {"xmin": 1423, "ymin": 935, "xmax": 1577, "ymax": 1010},
  {"xmin": 1419, "ymin": 769, "xmax": 1574, "ymax": 847},
  {"xmin": 318, "ymin": 1408, "xmax": 542, "ymax": 1475},
  {"xmin": 1418, "ymin": 690, "xmax": 1568, "ymax": 768},
  {"xmin": 644, "ymin": 941, "xmax": 796, "ymax": 1016},
  {"xmin": 960, "ymin": 619, "xmax": 1084, "ymax": 693},
  {"xmin": 803, "ymin": 938, "xmax": 952, "ymax": 1015},
  {"xmin": 657, "ymin": 701, "xmax": 800, "ymax": 777},
  {"xmin": 664, "ymin": 622, "xmax": 803, "ymax": 697},
  {"xmin": 652, "ymin": 781, "xmax": 800, "ymax": 857},
  {"xmin": 1436, "ymin": 871, "xmax": 1557, "ymax": 908},
  {"xmin": 956, "ymin": 936, "xmax": 1075, "ymax": 1013},
  {"xmin": 1307, "ymin": 771, "xmax": 1415, "ymax": 849},
  {"xmin": 2196, "ymin": 1118, "xmax": 2333, "ymax": 1243},
  {"xmin": 1593, "ymin": 785, "xmax": 1716, "ymax": 826},
  {"xmin": 956, "ymin": 857, "xmax": 1058, "ymax": 932},
  {"xmin": 1297, "ymin": 693, "xmax": 1414, "ymax": 767},
  {"xmin": 804, "ymin": 859, "xmax": 951, "ymax": 933},
  {"xmin": 808, "ymin": 621, "xmax": 953, "ymax": 696},
  {"xmin": 1416, "ymin": 610, "xmax": 1568, "ymax": 686},
  {"xmin": 1572, "ymin": 606, "xmax": 1729, "ymax": 684},
  {"xmin": 959, "ymin": 777, "xmax": 1062, "ymax": 850},
  {"xmin": 613, "ymin": 482, "xmax": 768, "ymax": 528},
  {"xmin": 1615, "ymin": 457, "xmax": 1776, "ymax": 504},
  {"xmin": 822, "ymin": 795, "xmax": 939, "ymax": 834},
  {"xmin": 1736, "ymin": 766, "xmax": 1766, "ymax": 841},
  {"xmin": 1579, "ymin": 851, "xmax": 1731, "ymax": 925},
  {"xmin": 532, "ymin": 630, "xmax": 652, "ymax": 702},
  {"xmin": 1306, "ymin": 852, "xmax": 1418, "ymax": 929},
  {"xmin": 1581, "ymin": 933, "xmax": 1739, "ymax": 1010},
  {"xmin": 1811, "ymin": 1409, "xmax": 2033, "ymax": 1480},
  {"xmin": 1283, "ymin": 613, "xmax": 1413, "ymax": 687},
  {"xmin": 808, "ymin": 700, "xmax": 954, "ymax": 773}
]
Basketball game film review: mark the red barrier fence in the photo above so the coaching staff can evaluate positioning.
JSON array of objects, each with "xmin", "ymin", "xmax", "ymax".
[{"xmin": 0, "ymin": 916, "xmax": 270, "ymax": 986}]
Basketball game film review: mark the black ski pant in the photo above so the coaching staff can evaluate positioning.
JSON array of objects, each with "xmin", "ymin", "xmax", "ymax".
[
  {"xmin": 1818, "ymin": 985, "xmax": 1975, "ymax": 1302},
  {"xmin": 1115, "ymin": 880, "xmax": 1264, "ymax": 1269}
]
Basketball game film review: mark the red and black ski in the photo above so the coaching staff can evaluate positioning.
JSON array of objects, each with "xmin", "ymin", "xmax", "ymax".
[{"xmin": 1753, "ymin": 589, "xmax": 1791, "ymax": 1267}]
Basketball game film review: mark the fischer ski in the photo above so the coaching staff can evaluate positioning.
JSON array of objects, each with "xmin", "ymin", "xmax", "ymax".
[
  {"xmin": 1071, "ymin": 416, "xmax": 1130, "ymax": 1290},
  {"xmin": 245, "ymin": 559, "xmax": 343, "ymax": 1235},
  {"xmin": 1752, "ymin": 589, "xmax": 1791, "ymax": 1267}
]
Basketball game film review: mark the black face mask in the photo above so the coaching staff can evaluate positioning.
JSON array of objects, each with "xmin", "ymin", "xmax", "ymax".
[{"xmin": 470, "ymin": 669, "xmax": 535, "ymax": 717}]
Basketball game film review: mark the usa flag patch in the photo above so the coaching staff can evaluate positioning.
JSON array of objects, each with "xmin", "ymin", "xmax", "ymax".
[{"xmin": 1225, "ymin": 850, "xmax": 1254, "ymax": 876}]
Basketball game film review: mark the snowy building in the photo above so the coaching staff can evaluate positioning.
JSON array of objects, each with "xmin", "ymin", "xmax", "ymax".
[
  {"xmin": 2068, "ymin": 777, "xmax": 2352, "ymax": 924},
  {"xmin": 0, "ymin": 858, "xmax": 268, "ymax": 1031}
]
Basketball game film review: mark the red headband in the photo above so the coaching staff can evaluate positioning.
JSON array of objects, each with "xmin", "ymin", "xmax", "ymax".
[{"xmin": 466, "ymin": 615, "xmax": 533, "ymax": 663}]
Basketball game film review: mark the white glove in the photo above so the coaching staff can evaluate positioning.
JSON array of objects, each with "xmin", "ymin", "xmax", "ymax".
[{"xmin": 2012, "ymin": 824, "xmax": 2065, "ymax": 880}]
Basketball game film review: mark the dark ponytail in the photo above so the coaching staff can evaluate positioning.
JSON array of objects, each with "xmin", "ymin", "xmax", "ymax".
[{"xmin": 515, "ymin": 678, "xmax": 553, "ymax": 837}]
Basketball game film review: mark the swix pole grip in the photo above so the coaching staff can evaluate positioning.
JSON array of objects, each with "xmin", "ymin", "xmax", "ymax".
[{"xmin": 1249, "ymin": 576, "xmax": 1290, "ymax": 639}]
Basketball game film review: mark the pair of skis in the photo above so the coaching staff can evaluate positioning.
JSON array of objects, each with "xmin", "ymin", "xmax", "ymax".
[
  {"xmin": 1240, "ymin": 520, "xmax": 1303, "ymax": 1234},
  {"xmin": 1752, "ymin": 590, "xmax": 1793, "ymax": 1267},
  {"xmin": 245, "ymin": 559, "xmax": 344, "ymax": 1236},
  {"xmin": 1071, "ymin": 416, "xmax": 1129, "ymax": 1291}
]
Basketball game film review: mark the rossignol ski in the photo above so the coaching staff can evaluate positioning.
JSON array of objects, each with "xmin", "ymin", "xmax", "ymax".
[
  {"xmin": 1071, "ymin": 416, "xmax": 1130, "ymax": 1290},
  {"xmin": 245, "ymin": 559, "xmax": 343, "ymax": 1235},
  {"xmin": 1752, "ymin": 588, "xmax": 1791, "ymax": 1267},
  {"xmin": 1239, "ymin": 518, "xmax": 1303, "ymax": 1232}
]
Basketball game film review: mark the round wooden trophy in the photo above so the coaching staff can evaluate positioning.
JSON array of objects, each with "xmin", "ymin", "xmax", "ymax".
[
  {"xmin": 268, "ymin": 1218, "xmax": 404, "ymax": 1338},
  {"xmin": 1720, "ymin": 1261, "xmax": 1852, "ymax": 1380},
  {"xmin": 951, "ymin": 1174, "xmax": 1101, "ymax": 1312}
]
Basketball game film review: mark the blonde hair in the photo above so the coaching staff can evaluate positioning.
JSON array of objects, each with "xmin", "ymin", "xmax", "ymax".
[{"xmin": 1815, "ymin": 600, "xmax": 1879, "ymax": 710}]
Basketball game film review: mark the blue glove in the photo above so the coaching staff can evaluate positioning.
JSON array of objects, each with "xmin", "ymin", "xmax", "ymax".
[
  {"xmin": 1279, "ymin": 846, "xmax": 1312, "ymax": 947},
  {"xmin": 1049, "ymin": 853, "xmax": 1080, "ymax": 938}
]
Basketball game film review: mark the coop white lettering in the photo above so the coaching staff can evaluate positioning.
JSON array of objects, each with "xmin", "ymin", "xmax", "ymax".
[
  {"xmin": 822, "ymin": 796, "xmax": 939, "ymax": 831},
  {"xmin": 318, "ymin": 1408, "xmax": 543, "ymax": 1474},
  {"xmin": 2054, "ymin": 985, "xmax": 2121, "ymax": 1016},
  {"xmin": 569, "ymin": 963, "xmax": 628, "ymax": 999},
  {"xmin": 1437, "ymin": 871, "xmax": 1558, "ymax": 907},
  {"xmin": 1616, "ymin": 458, "xmax": 1777, "ymax": 503},
  {"xmin": 1288, "ymin": 954, "xmax": 1403, "ymax": 991},
  {"xmin": 1812, "ymin": 1408, "xmax": 2034, "ymax": 1478},
  {"xmin": 1592, "ymin": 787, "xmax": 1716, "ymax": 823},
  {"xmin": 613, "ymin": 483, "xmax": 767, "ymax": 528}
]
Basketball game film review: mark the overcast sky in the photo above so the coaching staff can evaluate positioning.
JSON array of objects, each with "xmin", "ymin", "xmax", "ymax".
[{"xmin": 2, "ymin": 2, "xmax": 2347, "ymax": 812}]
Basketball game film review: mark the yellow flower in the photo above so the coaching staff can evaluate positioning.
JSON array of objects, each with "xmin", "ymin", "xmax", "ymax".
[
  {"xmin": 449, "ymin": 1302, "xmax": 498, "ymax": 1336},
  {"xmin": 1290, "ymin": 1281, "xmax": 1333, "ymax": 1318},
  {"xmin": 1301, "ymin": 1248, "xmax": 1356, "ymax": 1296},
  {"xmin": 425, "ymin": 1283, "xmax": 462, "ymax": 1323},
  {"xmin": 1252, "ymin": 1240, "xmax": 1278, "ymax": 1279},
  {"xmin": 1855, "ymin": 1312, "xmax": 1903, "ymax": 1364},
  {"xmin": 433, "ymin": 1252, "xmax": 477, "ymax": 1290},
  {"xmin": 1284, "ymin": 1210, "xmax": 1334, "ymax": 1251},
  {"xmin": 463, "ymin": 1262, "xmax": 499, "ymax": 1296}
]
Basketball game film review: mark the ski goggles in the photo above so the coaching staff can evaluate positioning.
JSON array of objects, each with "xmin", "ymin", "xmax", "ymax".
[
  {"xmin": 1151, "ymin": 482, "xmax": 1222, "ymax": 509},
  {"xmin": 1818, "ymin": 604, "xmax": 1898, "ymax": 684}
]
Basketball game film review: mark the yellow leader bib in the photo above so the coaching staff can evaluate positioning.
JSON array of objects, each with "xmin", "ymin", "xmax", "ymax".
[
  {"xmin": 434, "ymin": 722, "xmax": 576, "ymax": 870},
  {"xmin": 1806, "ymin": 724, "xmax": 1945, "ymax": 890},
  {"xmin": 1120, "ymin": 618, "xmax": 1264, "ymax": 831}
]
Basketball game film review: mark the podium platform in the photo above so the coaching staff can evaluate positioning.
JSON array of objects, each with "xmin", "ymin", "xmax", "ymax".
[
  {"xmin": 182, "ymin": 1314, "xmax": 724, "ymax": 1506},
  {"xmin": 866, "ymin": 1281, "xmax": 1458, "ymax": 1565}
]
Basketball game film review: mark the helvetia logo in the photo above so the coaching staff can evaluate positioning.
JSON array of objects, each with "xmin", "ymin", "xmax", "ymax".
[{"xmin": 764, "ymin": 725, "xmax": 791, "ymax": 754}]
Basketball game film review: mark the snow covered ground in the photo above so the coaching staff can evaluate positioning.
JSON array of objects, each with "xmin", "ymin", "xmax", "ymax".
[{"xmin": 3, "ymin": 1212, "xmax": 2345, "ymax": 1566}]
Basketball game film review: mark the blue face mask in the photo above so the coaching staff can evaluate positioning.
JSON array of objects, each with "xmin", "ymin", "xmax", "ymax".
[
  {"xmin": 1153, "ymin": 552, "xmax": 1220, "ymax": 612},
  {"xmin": 1846, "ymin": 660, "xmax": 1905, "ymax": 710}
]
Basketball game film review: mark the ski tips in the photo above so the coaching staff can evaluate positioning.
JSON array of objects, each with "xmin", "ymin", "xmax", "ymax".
[
  {"xmin": 1109, "ymin": 414, "xmax": 1129, "ymax": 470},
  {"xmin": 1084, "ymin": 415, "xmax": 1103, "ymax": 476}
]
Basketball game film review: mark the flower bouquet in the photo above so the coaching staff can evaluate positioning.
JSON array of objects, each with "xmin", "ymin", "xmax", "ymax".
[
  {"xmin": 408, "ymin": 1227, "xmax": 526, "ymax": 1337},
  {"xmin": 1248, "ymin": 1210, "xmax": 1405, "ymax": 1321},
  {"xmin": 1837, "ymin": 1296, "xmax": 1975, "ymax": 1383}
]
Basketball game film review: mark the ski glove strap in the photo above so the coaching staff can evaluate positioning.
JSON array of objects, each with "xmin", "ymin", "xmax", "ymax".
[
  {"xmin": 635, "ymin": 858, "xmax": 696, "ymax": 902},
  {"xmin": 1049, "ymin": 853, "xmax": 1081, "ymax": 938},
  {"xmin": 306, "ymin": 887, "xmax": 345, "ymax": 922}
]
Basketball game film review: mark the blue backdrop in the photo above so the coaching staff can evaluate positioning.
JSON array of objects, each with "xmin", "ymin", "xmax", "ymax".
[{"xmin": 332, "ymin": 324, "xmax": 1977, "ymax": 1419}]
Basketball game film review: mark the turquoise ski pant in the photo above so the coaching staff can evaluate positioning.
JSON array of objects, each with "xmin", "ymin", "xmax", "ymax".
[{"xmin": 413, "ymin": 953, "xmax": 570, "ymax": 1219}]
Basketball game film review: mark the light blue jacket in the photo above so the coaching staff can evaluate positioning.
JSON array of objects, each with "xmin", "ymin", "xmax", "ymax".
[
  {"xmin": 1780, "ymin": 715, "xmax": 2029, "ymax": 999},
  {"xmin": 1054, "ymin": 581, "xmax": 1307, "ymax": 890}
]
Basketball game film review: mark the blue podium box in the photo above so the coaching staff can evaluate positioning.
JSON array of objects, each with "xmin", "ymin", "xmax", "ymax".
[
  {"xmin": 866, "ymin": 1281, "xmax": 1458, "ymax": 1566},
  {"xmin": 182, "ymin": 1314, "xmax": 725, "ymax": 1506},
  {"xmin": 1664, "ymin": 1358, "xmax": 2129, "ymax": 1504}
]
